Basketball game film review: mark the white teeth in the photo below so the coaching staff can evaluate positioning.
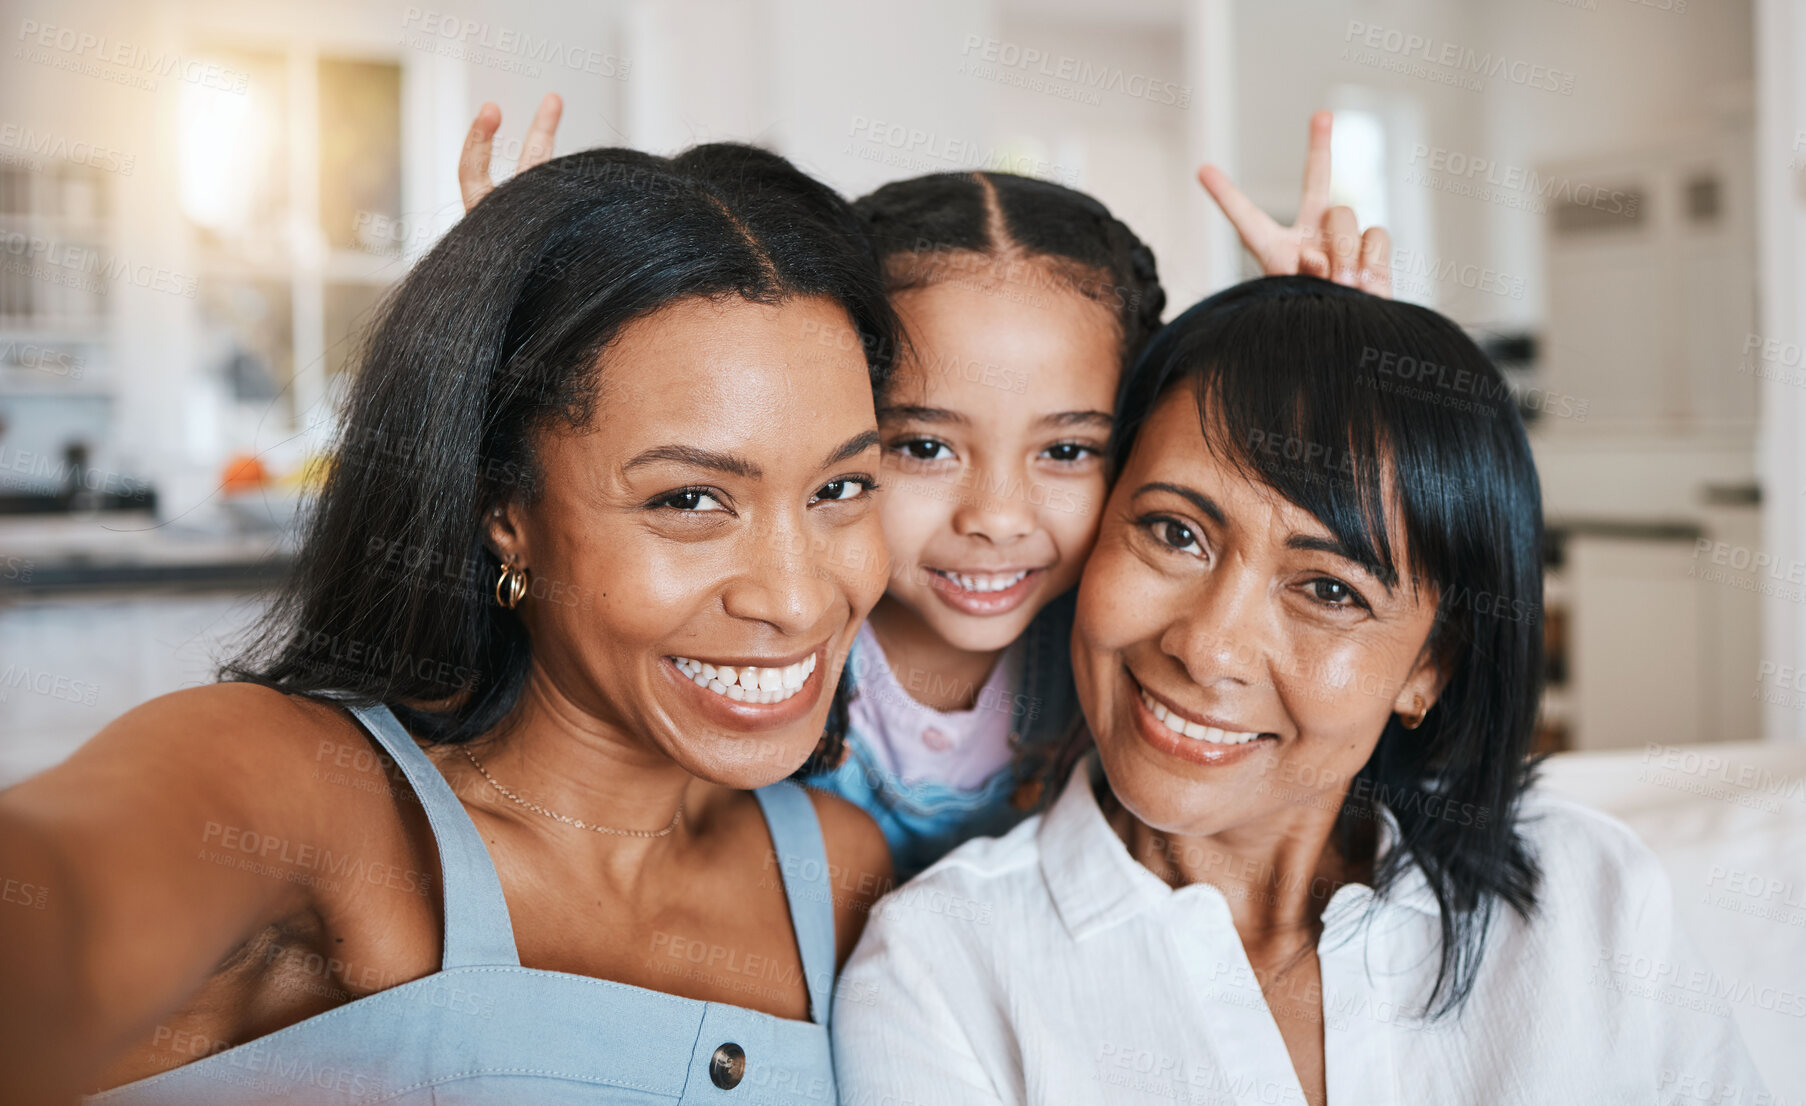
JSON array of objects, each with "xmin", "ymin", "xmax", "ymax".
[
  {"xmin": 672, "ymin": 653, "xmax": 817, "ymax": 705},
  {"xmin": 936, "ymin": 569, "xmax": 1032, "ymax": 594},
  {"xmin": 1139, "ymin": 688, "xmax": 1266, "ymax": 746}
]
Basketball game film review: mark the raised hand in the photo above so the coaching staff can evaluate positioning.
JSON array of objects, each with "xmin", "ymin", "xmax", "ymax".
[
  {"xmin": 459, "ymin": 92, "xmax": 564, "ymax": 212},
  {"xmin": 1196, "ymin": 110, "xmax": 1392, "ymax": 298}
]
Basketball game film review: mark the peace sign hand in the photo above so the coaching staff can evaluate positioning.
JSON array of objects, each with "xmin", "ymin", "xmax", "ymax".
[
  {"xmin": 459, "ymin": 92, "xmax": 564, "ymax": 212},
  {"xmin": 1197, "ymin": 111, "xmax": 1392, "ymax": 299}
]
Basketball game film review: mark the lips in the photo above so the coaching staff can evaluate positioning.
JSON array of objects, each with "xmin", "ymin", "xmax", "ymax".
[
  {"xmin": 672, "ymin": 654, "xmax": 816, "ymax": 704},
  {"xmin": 663, "ymin": 647, "xmax": 828, "ymax": 732},
  {"xmin": 1127, "ymin": 672, "xmax": 1277, "ymax": 767},
  {"xmin": 923, "ymin": 566, "xmax": 1045, "ymax": 617},
  {"xmin": 1137, "ymin": 687, "xmax": 1267, "ymax": 746}
]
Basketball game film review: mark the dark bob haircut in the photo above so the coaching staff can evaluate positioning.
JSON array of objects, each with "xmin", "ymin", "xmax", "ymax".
[
  {"xmin": 1111, "ymin": 274, "xmax": 1545, "ymax": 1018},
  {"xmin": 225, "ymin": 143, "xmax": 899, "ymax": 743}
]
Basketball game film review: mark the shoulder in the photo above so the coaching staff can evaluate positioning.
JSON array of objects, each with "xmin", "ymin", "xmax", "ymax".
[
  {"xmin": 21, "ymin": 683, "xmax": 406, "ymax": 851},
  {"xmin": 856, "ymin": 811, "xmax": 1046, "ymax": 957},
  {"xmin": 1514, "ymin": 788, "xmax": 1666, "ymax": 884},
  {"xmin": 801, "ymin": 786, "xmax": 894, "ymax": 965},
  {"xmin": 1509, "ymin": 787, "xmax": 1676, "ymax": 931},
  {"xmin": 42, "ymin": 682, "xmax": 360, "ymax": 793}
]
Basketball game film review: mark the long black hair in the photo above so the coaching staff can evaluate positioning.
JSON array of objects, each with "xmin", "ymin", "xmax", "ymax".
[
  {"xmin": 1111, "ymin": 274, "xmax": 1545, "ymax": 1018},
  {"xmin": 805, "ymin": 171, "xmax": 1167, "ymax": 774},
  {"xmin": 224, "ymin": 144, "xmax": 899, "ymax": 743}
]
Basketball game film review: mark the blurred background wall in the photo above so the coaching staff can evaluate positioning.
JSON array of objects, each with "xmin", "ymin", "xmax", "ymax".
[{"xmin": 0, "ymin": 0, "xmax": 1800, "ymax": 781}]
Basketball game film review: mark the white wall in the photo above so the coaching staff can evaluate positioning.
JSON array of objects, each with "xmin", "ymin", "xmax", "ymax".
[
  {"xmin": 1755, "ymin": 0, "xmax": 1806, "ymax": 743},
  {"xmin": 1478, "ymin": 0, "xmax": 1753, "ymax": 332}
]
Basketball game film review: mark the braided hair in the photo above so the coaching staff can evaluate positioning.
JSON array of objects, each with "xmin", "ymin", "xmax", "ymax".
[
  {"xmin": 801, "ymin": 171, "xmax": 1165, "ymax": 777},
  {"xmin": 852, "ymin": 171, "xmax": 1165, "ymax": 383}
]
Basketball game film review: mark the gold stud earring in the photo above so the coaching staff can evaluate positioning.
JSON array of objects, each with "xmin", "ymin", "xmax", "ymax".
[{"xmin": 1399, "ymin": 694, "xmax": 1427, "ymax": 730}]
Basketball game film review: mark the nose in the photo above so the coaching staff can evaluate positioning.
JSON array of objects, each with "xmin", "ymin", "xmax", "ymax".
[
  {"xmin": 720, "ymin": 520, "xmax": 838, "ymax": 635},
  {"xmin": 1158, "ymin": 560, "xmax": 1271, "ymax": 691},
  {"xmin": 949, "ymin": 462, "xmax": 1037, "ymax": 545}
]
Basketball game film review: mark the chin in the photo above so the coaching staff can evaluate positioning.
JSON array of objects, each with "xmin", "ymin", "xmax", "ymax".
[
  {"xmin": 932, "ymin": 613, "xmax": 1034, "ymax": 654},
  {"xmin": 682, "ymin": 731, "xmax": 823, "ymax": 789}
]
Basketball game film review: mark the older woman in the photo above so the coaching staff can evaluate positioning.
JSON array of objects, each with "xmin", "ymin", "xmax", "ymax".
[
  {"xmin": 833, "ymin": 275, "xmax": 1769, "ymax": 1104},
  {"xmin": 0, "ymin": 143, "xmax": 896, "ymax": 1104}
]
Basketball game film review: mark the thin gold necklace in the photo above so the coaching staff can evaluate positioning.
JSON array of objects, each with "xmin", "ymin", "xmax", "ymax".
[{"xmin": 460, "ymin": 747, "xmax": 683, "ymax": 838}]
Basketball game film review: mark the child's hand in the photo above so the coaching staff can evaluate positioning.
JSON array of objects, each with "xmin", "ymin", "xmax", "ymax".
[
  {"xmin": 1196, "ymin": 110, "xmax": 1392, "ymax": 299},
  {"xmin": 459, "ymin": 92, "xmax": 563, "ymax": 212}
]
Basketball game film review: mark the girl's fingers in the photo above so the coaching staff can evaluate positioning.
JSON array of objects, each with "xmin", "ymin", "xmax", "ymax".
[
  {"xmin": 1321, "ymin": 205, "xmax": 1361, "ymax": 285},
  {"xmin": 517, "ymin": 92, "xmax": 563, "ymax": 174},
  {"xmin": 1359, "ymin": 225, "xmax": 1393, "ymax": 299},
  {"xmin": 1198, "ymin": 164, "xmax": 1283, "ymax": 271},
  {"xmin": 1295, "ymin": 110, "xmax": 1333, "ymax": 231},
  {"xmin": 459, "ymin": 102, "xmax": 503, "ymax": 213},
  {"xmin": 1297, "ymin": 246, "xmax": 1331, "ymax": 280}
]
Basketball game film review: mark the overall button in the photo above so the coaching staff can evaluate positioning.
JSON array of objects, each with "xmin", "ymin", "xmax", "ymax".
[{"xmin": 709, "ymin": 1042, "xmax": 746, "ymax": 1090}]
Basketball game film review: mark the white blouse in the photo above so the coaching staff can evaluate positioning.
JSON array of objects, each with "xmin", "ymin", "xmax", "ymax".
[{"xmin": 832, "ymin": 755, "xmax": 1770, "ymax": 1105}]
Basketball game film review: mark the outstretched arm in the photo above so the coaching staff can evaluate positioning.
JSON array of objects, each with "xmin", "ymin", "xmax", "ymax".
[{"xmin": 0, "ymin": 686, "xmax": 335, "ymax": 1104}]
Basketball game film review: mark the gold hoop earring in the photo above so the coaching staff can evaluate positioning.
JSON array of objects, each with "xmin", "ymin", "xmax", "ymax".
[
  {"xmin": 1399, "ymin": 694, "xmax": 1427, "ymax": 730},
  {"xmin": 495, "ymin": 561, "xmax": 529, "ymax": 609}
]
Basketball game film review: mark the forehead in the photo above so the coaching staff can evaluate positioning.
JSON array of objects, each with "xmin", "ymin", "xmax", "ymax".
[
  {"xmin": 590, "ymin": 293, "xmax": 875, "ymax": 439},
  {"xmin": 886, "ymin": 277, "xmax": 1119, "ymax": 409}
]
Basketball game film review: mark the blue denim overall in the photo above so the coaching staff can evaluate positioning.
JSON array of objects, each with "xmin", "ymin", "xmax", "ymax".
[
  {"xmin": 87, "ymin": 700, "xmax": 839, "ymax": 1106},
  {"xmin": 805, "ymin": 591, "xmax": 1087, "ymax": 881}
]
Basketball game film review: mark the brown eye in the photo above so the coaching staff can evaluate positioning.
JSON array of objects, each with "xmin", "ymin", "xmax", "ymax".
[
  {"xmin": 1309, "ymin": 577, "xmax": 1359, "ymax": 607},
  {"xmin": 896, "ymin": 438, "xmax": 952, "ymax": 462},
  {"xmin": 1150, "ymin": 517, "xmax": 1201, "ymax": 555},
  {"xmin": 1040, "ymin": 442, "xmax": 1095, "ymax": 463},
  {"xmin": 659, "ymin": 488, "xmax": 725, "ymax": 512},
  {"xmin": 811, "ymin": 477, "xmax": 874, "ymax": 504}
]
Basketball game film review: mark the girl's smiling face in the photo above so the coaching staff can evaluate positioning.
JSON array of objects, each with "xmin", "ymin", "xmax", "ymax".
[
  {"xmin": 874, "ymin": 269, "xmax": 1122, "ymax": 655},
  {"xmin": 1072, "ymin": 382, "xmax": 1448, "ymax": 837}
]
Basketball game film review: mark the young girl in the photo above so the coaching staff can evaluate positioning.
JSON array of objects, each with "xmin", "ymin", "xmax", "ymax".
[{"xmin": 462, "ymin": 98, "xmax": 1392, "ymax": 880}]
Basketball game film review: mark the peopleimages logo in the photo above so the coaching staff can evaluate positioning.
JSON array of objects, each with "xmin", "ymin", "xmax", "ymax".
[
  {"xmin": 399, "ymin": 8, "xmax": 631, "ymax": 78},
  {"xmin": 1405, "ymin": 144, "xmax": 1638, "ymax": 219},
  {"xmin": 958, "ymin": 35, "xmax": 1191, "ymax": 108},
  {"xmin": 0, "ymin": 124, "xmax": 134, "ymax": 175},
  {"xmin": 1342, "ymin": 21, "xmax": 1576, "ymax": 96},
  {"xmin": 14, "ymin": 20, "xmax": 250, "ymax": 94}
]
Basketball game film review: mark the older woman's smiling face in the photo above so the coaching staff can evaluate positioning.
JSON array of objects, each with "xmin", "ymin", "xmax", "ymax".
[{"xmin": 1073, "ymin": 382, "xmax": 1448, "ymax": 836}]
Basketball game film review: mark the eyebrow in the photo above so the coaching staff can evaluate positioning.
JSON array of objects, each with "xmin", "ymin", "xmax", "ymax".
[
  {"xmin": 1132, "ymin": 482, "xmax": 1225, "ymax": 526},
  {"xmin": 878, "ymin": 404, "xmax": 966, "ymax": 425},
  {"xmin": 624, "ymin": 445, "xmax": 761, "ymax": 479},
  {"xmin": 821, "ymin": 430, "xmax": 882, "ymax": 468},
  {"xmin": 622, "ymin": 430, "xmax": 880, "ymax": 480},
  {"xmin": 1038, "ymin": 410, "xmax": 1113, "ymax": 431},
  {"xmin": 879, "ymin": 406, "xmax": 1113, "ymax": 431}
]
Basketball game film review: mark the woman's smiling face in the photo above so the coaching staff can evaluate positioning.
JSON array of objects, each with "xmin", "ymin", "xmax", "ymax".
[
  {"xmin": 1072, "ymin": 382, "xmax": 1448, "ymax": 836},
  {"xmin": 488, "ymin": 294, "xmax": 890, "ymax": 788}
]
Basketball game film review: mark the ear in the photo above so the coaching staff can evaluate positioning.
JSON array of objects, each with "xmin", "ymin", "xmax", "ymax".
[
  {"xmin": 484, "ymin": 501, "xmax": 532, "ymax": 567},
  {"xmin": 1392, "ymin": 638, "xmax": 1452, "ymax": 720}
]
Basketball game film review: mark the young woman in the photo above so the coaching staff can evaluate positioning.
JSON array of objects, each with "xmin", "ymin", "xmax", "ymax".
[
  {"xmin": 466, "ymin": 97, "xmax": 1394, "ymax": 882},
  {"xmin": 833, "ymin": 276, "xmax": 1768, "ymax": 1104},
  {"xmin": 0, "ymin": 142, "xmax": 895, "ymax": 1105}
]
